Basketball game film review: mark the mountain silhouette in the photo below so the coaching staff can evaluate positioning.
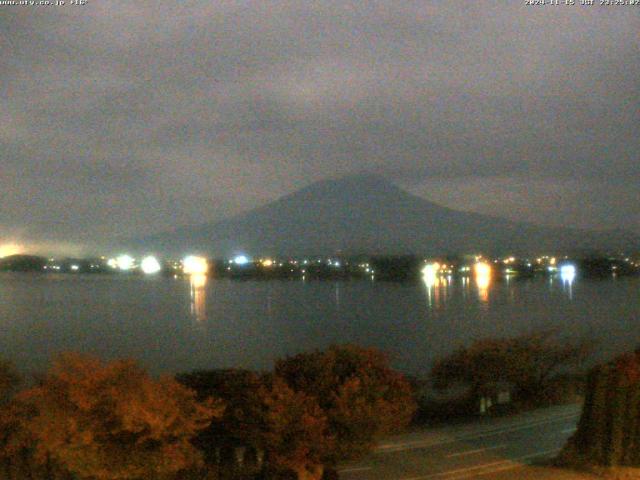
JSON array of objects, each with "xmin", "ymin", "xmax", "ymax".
[{"xmin": 132, "ymin": 175, "xmax": 638, "ymax": 257}]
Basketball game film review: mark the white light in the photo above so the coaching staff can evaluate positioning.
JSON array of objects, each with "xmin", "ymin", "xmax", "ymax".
[
  {"xmin": 116, "ymin": 255, "xmax": 135, "ymax": 271},
  {"xmin": 560, "ymin": 264, "xmax": 576, "ymax": 282},
  {"xmin": 422, "ymin": 263, "xmax": 440, "ymax": 287},
  {"xmin": 141, "ymin": 256, "xmax": 162, "ymax": 274},
  {"xmin": 183, "ymin": 256, "xmax": 208, "ymax": 275},
  {"xmin": 107, "ymin": 258, "xmax": 118, "ymax": 269},
  {"xmin": 70, "ymin": 264, "xmax": 79, "ymax": 271},
  {"xmin": 422, "ymin": 262, "xmax": 440, "ymax": 277},
  {"xmin": 233, "ymin": 255, "xmax": 249, "ymax": 265}
]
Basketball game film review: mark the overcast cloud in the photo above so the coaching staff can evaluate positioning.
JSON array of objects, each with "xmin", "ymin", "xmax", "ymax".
[{"xmin": 1, "ymin": 1, "xmax": 638, "ymax": 253}]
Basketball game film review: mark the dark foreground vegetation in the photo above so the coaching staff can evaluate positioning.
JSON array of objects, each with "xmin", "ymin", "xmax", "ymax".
[
  {"xmin": 0, "ymin": 346, "xmax": 416, "ymax": 480},
  {"xmin": 416, "ymin": 330, "xmax": 592, "ymax": 423},
  {"xmin": 0, "ymin": 332, "xmax": 594, "ymax": 480}
]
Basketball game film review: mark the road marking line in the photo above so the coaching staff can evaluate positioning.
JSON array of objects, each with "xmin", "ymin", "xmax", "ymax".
[
  {"xmin": 399, "ymin": 448, "xmax": 560, "ymax": 480},
  {"xmin": 378, "ymin": 413, "xmax": 578, "ymax": 453},
  {"xmin": 459, "ymin": 415, "xmax": 578, "ymax": 440},
  {"xmin": 338, "ymin": 466, "xmax": 372, "ymax": 473},
  {"xmin": 402, "ymin": 460, "xmax": 510, "ymax": 480},
  {"xmin": 379, "ymin": 411, "xmax": 579, "ymax": 449},
  {"xmin": 446, "ymin": 444, "xmax": 507, "ymax": 458}
]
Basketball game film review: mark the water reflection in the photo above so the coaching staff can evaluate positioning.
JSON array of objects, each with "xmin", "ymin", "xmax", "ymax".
[
  {"xmin": 461, "ymin": 276, "xmax": 470, "ymax": 301},
  {"xmin": 189, "ymin": 274, "xmax": 207, "ymax": 323},
  {"xmin": 422, "ymin": 263, "xmax": 583, "ymax": 309},
  {"xmin": 0, "ymin": 272, "xmax": 638, "ymax": 378},
  {"xmin": 423, "ymin": 276, "xmax": 443, "ymax": 309},
  {"xmin": 474, "ymin": 262, "xmax": 492, "ymax": 303},
  {"xmin": 422, "ymin": 264, "xmax": 439, "ymax": 308},
  {"xmin": 422, "ymin": 271, "xmax": 451, "ymax": 309},
  {"xmin": 560, "ymin": 265, "xmax": 576, "ymax": 300}
]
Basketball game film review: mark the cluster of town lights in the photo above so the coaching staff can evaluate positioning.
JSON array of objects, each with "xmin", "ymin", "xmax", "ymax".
[
  {"xmin": 105, "ymin": 254, "xmax": 209, "ymax": 276},
  {"xmin": 422, "ymin": 261, "xmax": 493, "ymax": 283},
  {"xmin": 53, "ymin": 252, "xmax": 583, "ymax": 285}
]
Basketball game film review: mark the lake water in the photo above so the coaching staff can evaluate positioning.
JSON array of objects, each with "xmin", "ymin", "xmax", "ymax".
[{"xmin": 0, "ymin": 272, "xmax": 638, "ymax": 377}]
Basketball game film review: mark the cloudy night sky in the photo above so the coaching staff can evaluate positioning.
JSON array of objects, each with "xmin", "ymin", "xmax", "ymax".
[{"xmin": 1, "ymin": 1, "xmax": 638, "ymax": 255}]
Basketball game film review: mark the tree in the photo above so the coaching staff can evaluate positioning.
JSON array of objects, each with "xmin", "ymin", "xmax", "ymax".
[
  {"xmin": 180, "ymin": 346, "xmax": 415, "ymax": 479},
  {"xmin": 17, "ymin": 352, "xmax": 223, "ymax": 480},
  {"xmin": 274, "ymin": 345, "xmax": 416, "ymax": 464},
  {"xmin": 179, "ymin": 370, "xmax": 332, "ymax": 480},
  {"xmin": 431, "ymin": 330, "xmax": 592, "ymax": 405},
  {"xmin": 563, "ymin": 350, "xmax": 640, "ymax": 467},
  {"xmin": 177, "ymin": 369, "xmax": 264, "ymax": 451},
  {"xmin": 246, "ymin": 376, "xmax": 330, "ymax": 480}
]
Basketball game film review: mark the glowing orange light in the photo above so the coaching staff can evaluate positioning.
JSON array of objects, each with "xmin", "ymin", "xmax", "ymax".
[
  {"xmin": 183, "ymin": 256, "xmax": 208, "ymax": 275},
  {"xmin": 474, "ymin": 261, "xmax": 492, "ymax": 302},
  {"xmin": 474, "ymin": 261, "xmax": 491, "ymax": 278},
  {"xmin": 0, "ymin": 244, "xmax": 23, "ymax": 258}
]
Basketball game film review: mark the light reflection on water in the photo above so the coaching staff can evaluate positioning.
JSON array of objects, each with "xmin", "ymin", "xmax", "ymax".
[
  {"xmin": 474, "ymin": 262, "xmax": 492, "ymax": 304},
  {"xmin": 0, "ymin": 272, "xmax": 638, "ymax": 377},
  {"xmin": 423, "ymin": 275, "xmax": 441, "ymax": 309},
  {"xmin": 189, "ymin": 274, "xmax": 207, "ymax": 323},
  {"xmin": 561, "ymin": 268, "xmax": 576, "ymax": 300},
  {"xmin": 422, "ymin": 270, "xmax": 581, "ymax": 310},
  {"xmin": 423, "ymin": 268, "xmax": 498, "ymax": 308}
]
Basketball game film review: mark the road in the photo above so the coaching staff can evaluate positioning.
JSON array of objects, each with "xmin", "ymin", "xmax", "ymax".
[{"xmin": 338, "ymin": 404, "xmax": 593, "ymax": 480}]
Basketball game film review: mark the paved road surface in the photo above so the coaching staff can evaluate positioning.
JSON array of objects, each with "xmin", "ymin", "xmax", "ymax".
[{"xmin": 338, "ymin": 404, "xmax": 589, "ymax": 480}]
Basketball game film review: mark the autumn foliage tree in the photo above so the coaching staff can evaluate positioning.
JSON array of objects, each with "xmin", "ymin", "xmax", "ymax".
[
  {"xmin": 243, "ymin": 376, "xmax": 331, "ymax": 480},
  {"xmin": 431, "ymin": 330, "xmax": 592, "ymax": 405},
  {"xmin": 179, "ymin": 370, "xmax": 332, "ymax": 480},
  {"xmin": 274, "ymin": 345, "xmax": 417, "ymax": 465},
  {"xmin": 16, "ymin": 352, "xmax": 223, "ymax": 480},
  {"xmin": 180, "ymin": 346, "xmax": 415, "ymax": 480}
]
